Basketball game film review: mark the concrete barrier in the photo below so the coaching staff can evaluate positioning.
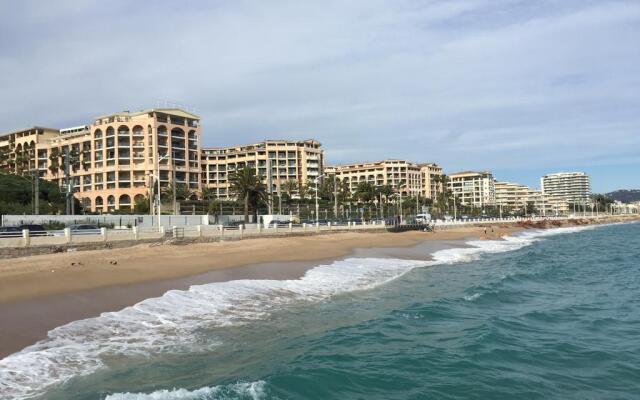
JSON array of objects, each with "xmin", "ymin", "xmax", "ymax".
[{"xmin": 22, "ymin": 229, "xmax": 29, "ymax": 247}]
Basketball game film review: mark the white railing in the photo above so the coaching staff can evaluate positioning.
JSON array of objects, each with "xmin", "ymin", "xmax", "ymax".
[{"xmin": 0, "ymin": 220, "xmax": 388, "ymax": 248}]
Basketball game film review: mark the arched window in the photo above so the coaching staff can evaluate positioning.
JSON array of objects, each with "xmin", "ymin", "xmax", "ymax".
[
  {"xmin": 132, "ymin": 125, "xmax": 143, "ymax": 136},
  {"xmin": 106, "ymin": 127, "xmax": 115, "ymax": 137},
  {"xmin": 119, "ymin": 194, "xmax": 131, "ymax": 207},
  {"xmin": 107, "ymin": 195, "xmax": 116, "ymax": 206},
  {"xmin": 117, "ymin": 125, "xmax": 130, "ymax": 136},
  {"xmin": 171, "ymin": 127, "xmax": 185, "ymax": 137},
  {"xmin": 95, "ymin": 196, "xmax": 104, "ymax": 206},
  {"xmin": 94, "ymin": 129, "xmax": 103, "ymax": 139}
]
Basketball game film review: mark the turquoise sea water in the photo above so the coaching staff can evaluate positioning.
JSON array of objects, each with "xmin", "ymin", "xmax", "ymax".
[{"xmin": 1, "ymin": 222, "xmax": 639, "ymax": 399}]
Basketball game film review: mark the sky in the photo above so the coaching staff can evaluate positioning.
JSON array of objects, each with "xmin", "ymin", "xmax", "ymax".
[{"xmin": 0, "ymin": 0, "xmax": 638, "ymax": 193}]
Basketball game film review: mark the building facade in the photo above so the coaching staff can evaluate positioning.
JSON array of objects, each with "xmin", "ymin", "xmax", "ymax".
[
  {"xmin": 0, "ymin": 127, "xmax": 60, "ymax": 176},
  {"xmin": 201, "ymin": 140, "xmax": 323, "ymax": 199},
  {"xmin": 419, "ymin": 163, "xmax": 444, "ymax": 199},
  {"xmin": 494, "ymin": 181, "xmax": 540, "ymax": 209},
  {"xmin": 540, "ymin": 172, "xmax": 591, "ymax": 211},
  {"xmin": 326, "ymin": 159, "xmax": 442, "ymax": 199},
  {"xmin": 447, "ymin": 171, "xmax": 496, "ymax": 207},
  {"xmin": 0, "ymin": 108, "xmax": 202, "ymax": 212},
  {"xmin": 494, "ymin": 181, "xmax": 553, "ymax": 214}
]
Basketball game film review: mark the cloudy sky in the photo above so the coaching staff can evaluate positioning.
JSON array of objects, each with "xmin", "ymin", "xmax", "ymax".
[{"xmin": 1, "ymin": 0, "xmax": 638, "ymax": 192}]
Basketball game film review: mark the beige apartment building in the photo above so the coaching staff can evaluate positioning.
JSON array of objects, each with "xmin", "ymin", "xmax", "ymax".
[
  {"xmin": 0, "ymin": 126, "xmax": 60, "ymax": 175},
  {"xmin": 326, "ymin": 160, "xmax": 443, "ymax": 199},
  {"xmin": 0, "ymin": 108, "xmax": 202, "ymax": 212},
  {"xmin": 447, "ymin": 171, "xmax": 496, "ymax": 207},
  {"xmin": 420, "ymin": 163, "xmax": 444, "ymax": 199},
  {"xmin": 201, "ymin": 140, "xmax": 323, "ymax": 199}
]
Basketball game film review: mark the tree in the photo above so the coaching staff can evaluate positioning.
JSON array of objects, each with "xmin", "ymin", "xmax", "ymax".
[
  {"xmin": 355, "ymin": 181, "xmax": 376, "ymax": 204},
  {"xmin": 134, "ymin": 196, "xmax": 150, "ymax": 213},
  {"xmin": 0, "ymin": 172, "xmax": 65, "ymax": 214},
  {"xmin": 200, "ymin": 186, "xmax": 216, "ymax": 201},
  {"xmin": 49, "ymin": 148, "xmax": 60, "ymax": 177},
  {"xmin": 230, "ymin": 166, "xmax": 268, "ymax": 223},
  {"xmin": 161, "ymin": 183, "xmax": 192, "ymax": 202},
  {"xmin": 281, "ymin": 180, "xmax": 298, "ymax": 204},
  {"xmin": 14, "ymin": 152, "xmax": 29, "ymax": 175},
  {"xmin": 591, "ymin": 194, "xmax": 614, "ymax": 212},
  {"xmin": 0, "ymin": 147, "xmax": 10, "ymax": 171}
]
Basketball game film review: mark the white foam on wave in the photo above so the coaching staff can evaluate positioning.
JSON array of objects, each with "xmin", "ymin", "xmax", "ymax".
[
  {"xmin": 0, "ymin": 257, "xmax": 425, "ymax": 400},
  {"xmin": 105, "ymin": 380, "xmax": 266, "ymax": 400},
  {"xmin": 0, "ymin": 223, "xmax": 601, "ymax": 400},
  {"xmin": 464, "ymin": 293, "xmax": 482, "ymax": 301}
]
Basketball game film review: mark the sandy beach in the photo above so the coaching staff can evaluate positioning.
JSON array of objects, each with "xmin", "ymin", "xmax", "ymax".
[
  {"xmin": 0, "ymin": 216, "xmax": 636, "ymax": 358},
  {"xmin": 0, "ymin": 227, "xmax": 506, "ymax": 304},
  {"xmin": 0, "ymin": 226, "xmax": 508, "ymax": 358}
]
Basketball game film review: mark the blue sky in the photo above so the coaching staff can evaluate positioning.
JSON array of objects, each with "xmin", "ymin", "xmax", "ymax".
[{"xmin": 0, "ymin": 0, "xmax": 638, "ymax": 192}]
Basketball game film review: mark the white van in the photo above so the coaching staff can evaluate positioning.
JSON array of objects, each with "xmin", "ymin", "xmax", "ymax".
[{"xmin": 416, "ymin": 213, "xmax": 431, "ymax": 224}]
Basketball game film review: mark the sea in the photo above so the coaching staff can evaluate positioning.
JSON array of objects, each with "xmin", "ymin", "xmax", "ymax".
[{"xmin": 1, "ymin": 221, "xmax": 639, "ymax": 399}]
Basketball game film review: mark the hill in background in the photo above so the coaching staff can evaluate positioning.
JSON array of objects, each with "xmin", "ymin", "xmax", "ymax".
[{"xmin": 605, "ymin": 189, "xmax": 640, "ymax": 203}]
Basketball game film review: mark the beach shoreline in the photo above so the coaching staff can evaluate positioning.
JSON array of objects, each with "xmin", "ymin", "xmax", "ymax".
[
  {"xmin": 0, "ymin": 226, "xmax": 509, "ymax": 358},
  {"xmin": 0, "ymin": 216, "xmax": 636, "ymax": 359}
]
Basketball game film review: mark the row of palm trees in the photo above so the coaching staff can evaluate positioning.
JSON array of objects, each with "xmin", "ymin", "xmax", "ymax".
[{"xmin": 224, "ymin": 167, "xmax": 453, "ymax": 223}]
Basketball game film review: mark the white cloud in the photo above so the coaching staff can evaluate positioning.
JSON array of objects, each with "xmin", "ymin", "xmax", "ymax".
[{"xmin": 0, "ymin": 0, "xmax": 638, "ymax": 191}]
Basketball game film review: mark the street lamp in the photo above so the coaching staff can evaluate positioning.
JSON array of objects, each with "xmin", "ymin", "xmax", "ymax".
[
  {"xmin": 313, "ymin": 178, "xmax": 319, "ymax": 224},
  {"xmin": 152, "ymin": 153, "xmax": 171, "ymax": 231}
]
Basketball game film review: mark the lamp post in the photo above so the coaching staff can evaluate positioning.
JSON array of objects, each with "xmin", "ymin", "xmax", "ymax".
[
  {"xmin": 313, "ymin": 178, "xmax": 319, "ymax": 224},
  {"xmin": 453, "ymin": 193, "xmax": 457, "ymax": 220},
  {"xmin": 155, "ymin": 153, "xmax": 171, "ymax": 231},
  {"xmin": 398, "ymin": 192, "xmax": 403, "ymax": 224}
]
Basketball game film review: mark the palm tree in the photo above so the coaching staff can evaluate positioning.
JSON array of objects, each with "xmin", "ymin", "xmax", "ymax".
[
  {"xmin": 200, "ymin": 186, "xmax": 216, "ymax": 201},
  {"xmin": 48, "ymin": 148, "xmax": 60, "ymax": 177},
  {"xmin": 376, "ymin": 184, "xmax": 393, "ymax": 217},
  {"xmin": 14, "ymin": 152, "xmax": 28, "ymax": 175},
  {"xmin": 162, "ymin": 183, "xmax": 192, "ymax": 201},
  {"xmin": 230, "ymin": 166, "xmax": 268, "ymax": 223},
  {"xmin": 355, "ymin": 181, "xmax": 376, "ymax": 203},
  {"xmin": 0, "ymin": 147, "xmax": 10, "ymax": 170},
  {"xmin": 281, "ymin": 180, "xmax": 298, "ymax": 204}
]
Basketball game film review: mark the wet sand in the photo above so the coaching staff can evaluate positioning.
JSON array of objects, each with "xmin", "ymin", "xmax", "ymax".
[
  {"xmin": 0, "ymin": 229, "xmax": 498, "ymax": 358},
  {"xmin": 0, "ymin": 228, "xmax": 502, "ymax": 304}
]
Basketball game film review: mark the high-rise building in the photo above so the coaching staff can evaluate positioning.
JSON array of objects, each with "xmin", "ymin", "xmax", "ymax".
[
  {"xmin": 447, "ymin": 171, "xmax": 496, "ymax": 207},
  {"xmin": 0, "ymin": 108, "xmax": 202, "ymax": 212},
  {"xmin": 325, "ymin": 160, "xmax": 442, "ymax": 199},
  {"xmin": 540, "ymin": 172, "xmax": 590, "ymax": 210},
  {"xmin": 201, "ymin": 140, "xmax": 323, "ymax": 199}
]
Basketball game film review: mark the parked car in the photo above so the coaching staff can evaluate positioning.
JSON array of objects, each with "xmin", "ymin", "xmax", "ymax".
[
  {"xmin": 69, "ymin": 224, "xmax": 100, "ymax": 234},
  {"xmin": 18, "ymin": 224, "xmax": 48, "ymax": 236},
  {"xmin": 0, "ymin": 226, "xmax": 21, "ymax": 238}
]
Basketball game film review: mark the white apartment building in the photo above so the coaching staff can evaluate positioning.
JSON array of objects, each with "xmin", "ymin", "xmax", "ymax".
[
  {"xmin": 201, "ymin": 140, "xmax": 323, "ymax": 199},
  {"xmin": 448, "ymin": 171, "xmax": 496, "ymax": 207},
  {"xmin": 540, "ymin": 172, "xmax": 591, "ymax": 210},
  {"xmin": 494, "ymin": 181, "xmax": 552, "ymax": 214}
]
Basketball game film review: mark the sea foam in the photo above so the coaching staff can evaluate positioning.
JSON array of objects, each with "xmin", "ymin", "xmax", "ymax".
[
  {"xmin": 0, "ymin": 224, "xmax": 597, "ymax": 399},
  {"xmin": 105, "ymin": 380, "xmax": 267, "ymax": 400}
]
